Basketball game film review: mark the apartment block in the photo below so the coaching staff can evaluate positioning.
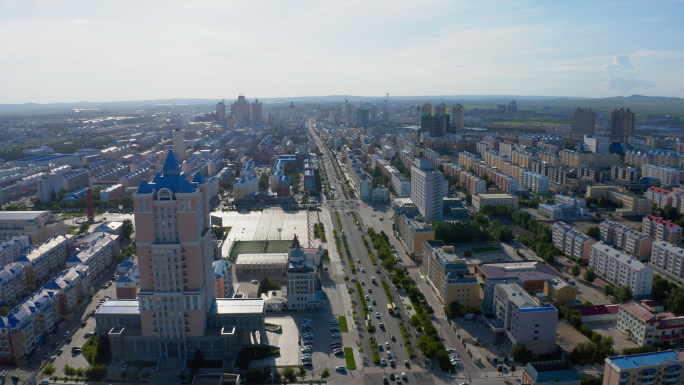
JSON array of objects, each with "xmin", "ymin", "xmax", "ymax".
[
  {"xmin": 119, "ymin": 167, "xmax": 152, "ymax": 188},
  {"xmin": 443, "ymin": 163, "xmax": 464, "ymax": 179},
  {"xmin": 643, "ymin": 215, "xmax": 682, "ymax": 245},
  {"xmin": 512, "ymin": 150, "xmax": 538, "ymax": 169},
  {"xmin": 0, "ymin": 263, "xmax": 28, "ymax": 308},
  {"xmin": 458, "ymin": 172, "xmax": 485, "ymax": 195},
  {"xmin": 490, "ymin": 170, "xmax": 519, "ymax": 194},
  {"xmin": 583, "ymin": 135, "xmax": 609, "ymax": 153},
  {"xmin": 650, "ymin": 241, "xmax": 684, "ymax": 284},
  {"xmin": 90, "ymin": 165, "xmax": 129, "ymax": 185},
  {"xmin": 625, "ymin": 150, "xmax": 655, "ymax": 168},
  {"xmin": 62, "ymin": 169, "xmax": 89, "ymax": 191},
  {"xmin": 500, "ymin": 142, "xmax": 518, "ymax": 157},
  {"xmin": 411, "ymin": 158, "xmax": 444, "ymax": 223},
  {"xmin": 472, "ymin": 193, "xmax": 519, "ymax": 210},
  {"xmin": 16, "ymin": 234, "xmax": 74, "ymax": 289},
  {"xmin": 643, "ymin": 164, "xmax": 684, "ymax": 187},
  {"xmin": 101, "ymin": 184, "xmax": 125, "ymax": 201},
  {"xmin": 604, "ymin": 349, "xmax": 684, "ymax": 385},
  {"xmin": 396, "ymin": 212, "xmax": 435, "ymax": 260},
  {"xmin": 588, "ymin": 242, "xmax": 654, "ymax": 298},
  {"xmin": 36, "ymin": 172, "xmax": 63, "ymax": 203},
  {"xmin": 520, "ymin": 169, "xmax": 550, "ymax": 194},
  {"xmin": 616, "ymin": 302, "xmax": 684, "ymax": 347},
  {"xmin": 500, "ymin": 161, "xmax": 524, "ymax": 180},
  {"xmin": 484, "ymin": 151, "xmax": 510, "ymax": 170},
  {"xmin": 600, "ymin": 220, "xmax": 620, "ymax": 244},
  {"xmin": 612, "ymin": 227, "xmax": 654, "ymax": 259},
  {"xmin": 0, "ymin": 235, "xmax": 30, "ymax": 266},
  {"xmin": 391, "ymin": 173, "xmax": 411, "ymax": 197},
  {"xmin": 477, "ymin": 141, "xmax": 492, "ymax": 155},
  {"xmin": 611, "ymin": 165, "xmax": 640, "ymax": 182},
  {"xmin": 67, "ymin": 233, "xmax": 118, "ymax": 280},
  {"xmin": 552, "ymin": 222, "xmax": 597, "ymax": 263},
  {"xmin": 560, "ymin": 150, "xmax": 620, "ymax": 168},
  {"xmin": 43, "ymin": 264, "xmax": 90, "ymax": 316},
  {"xmin": 422, "ymin": 240, "xmax": 479, "ymax": 310},
  {"xmin": 458, "ymin": 152, "xmax": 481, "ymax": 171},
  {"xmin": 473, "ymin": 162, "xmax": 494, "ymax": 178},
  {"xmin": 492, "ymin": 283, "xmax": 558, "ymax": 355},
  {"xmin": 538, "ymin": 152, "xmax": 562, "ymax": 168}
]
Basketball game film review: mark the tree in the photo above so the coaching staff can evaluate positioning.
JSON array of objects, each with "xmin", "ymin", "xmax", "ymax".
[
  {"xmin": 586, "ymin": 226, "xmax": 600, "ymax": 241},
  {"xmin": 571, "ymin": 264, "xmax": 581, "ymax": 277},
  {"xmin": 598, "ymin": 196, "xmax": 607, "ymax": 208},
  {"xmin": 465, "ymin": 193, "xmax": 472, "ymax": 205},
  {"xmin": 594, "ymin": 212, "xmax": 601, "ymax": 218},
  {"xmin": 584, "ymin": 268, "xmax": 597, "ymax": 283},
  {"xmin": 64, "ymin": 365, "xmax": 75, "ymax": 377},
  {"xmin": 0, "ymin": 307, "xmax": 8, "ymax": 316},
  {"xmin": 448, "ymin": 301, "xmax": 462, "ymax": 318},
  {"xmin": 79, "ymin": 222, "xmax": 90, "ymax": 233},
  {"xmin": 43, "ymin": 363, "xmax": 56, "ymax": 376},
  {"xmin": 127, "ymin": 367, "xmax": 141, "ymax": 383},
  {"xmin": 667, "ymin": 288, "xmax": 684, "ymax": 315},
  {"xmin": 282, "ymin": 366, "xmax": 297, "ymax": 383},
  {"xmin": 616, "ymin": 286, "xmax": 633, "ymax": 303},
  {"xmin": 121, "ymin": 196, "xmax": 134, "ymax": 208},
  {"xmin": 246, "ymin": 367, "xmax": 266, "ymax": 384},
  {"xmin": 510, "ymin": 344, "xmax": 532, "ymax": 363},
  {"xmin": 603, "ymin": 285, "xmax": 615, "ymax": 298},
  {"xmin": 321, "ymin": 368, "xmax": 330, "ymax": 380},
  {"xmin": 122, "ymin": 219, "xmax": 134, "ymax": 240},
  {"xmin": 51, "ymin": 204, "xmax": 61, "ymax": 213},
  {"xmin": 297, "ymin": 364, "xmax": 308, "ymax": 381},
  {"xmin": 652, "ymin": 274, "xmax": 677, "ymax": 303}
]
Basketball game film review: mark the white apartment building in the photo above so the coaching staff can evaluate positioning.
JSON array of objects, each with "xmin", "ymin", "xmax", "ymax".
[
  {"xmin": 588, "ymin": 242, "xmax": 654, "ymax": 298},
  {"xmin": 552, "ymin": 222, "xmax": 597, "ymax": 263},
  {"xmin": 612, "ymin": 226, "xmax": 654, "ymax": 259},
  {"xmin": 650, "ymin": 241, "xmax": 684, "ymax": 284},
  {"xmin": 499, "ymin": 142, "xmax": 518, "ymax": 158},
  {"xmin": 66, "ymin": 233, "xmax": 118, "ymax": 280},
  {"xmin": 643, "ymin": 215, "xmax": 682, "ymax": 245},
  {"xmin": 583, "ymin": 135, "xmax": 610, "ymax": 154},
  {"xmin": 646, "ymin": 187, "xmax": 674, "ymax": 209},
  {"xmin": 0, "ymin": 263, "xmax": 27, "ymax": 308},
  {"xmin": 16, "ymin": 234, "xmax": 74, "ymax": 289},
  {"xmin": 36, "ymin": 172, "xmax": 63, "ymax": 202},
  {"xmin": 391, "ymin": 173, "xmax": 411, "ymax": 197},
  {"xmin": 520, "ymin": 169, "xmax": 550, "ymax": 194},
  {"xmin": 642, "ymin": 164, "xmax": 684, "ymax": 187},
  {"xmin": 0, "ymin": 235, "xmax": 30, "ymax": 266},
  {"xmin": 43, "ymin": 264, "xmax": 90, "ymax": 316},
  {"xmin": 493, "ymin": 283, "xmax": 558, "ymax": 355},
  {"xmin": 62, "ymin": 169, "xmax": 89, "ymax": 191},
  {"xmin": 411, "ymin": 158, "xmax": 444, "ymax": 223}
]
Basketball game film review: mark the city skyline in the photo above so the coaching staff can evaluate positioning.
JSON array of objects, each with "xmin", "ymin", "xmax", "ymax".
[{"xmin": 1, "ymin": 0, "xmax": 683, "ymax": 104}]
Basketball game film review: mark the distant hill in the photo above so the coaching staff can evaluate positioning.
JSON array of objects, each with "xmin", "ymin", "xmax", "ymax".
[{"xmin": 1, "ymin": 95, "xmax": 682, "ymax": 116}]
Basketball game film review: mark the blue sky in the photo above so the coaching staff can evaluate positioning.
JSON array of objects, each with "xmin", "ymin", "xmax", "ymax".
[{"xmin": 0, "ymin": 0, "xmax": 682, "ymax": 103}]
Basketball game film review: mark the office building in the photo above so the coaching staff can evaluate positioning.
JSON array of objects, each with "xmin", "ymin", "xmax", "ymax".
[
  {"xmin": 508, "ymin": 101, "xmax": 518, "ymax": 115},
  {"xmin": 422, "ymin": 240, "xmax": 479, "ymax": 310},
  {"xmin": 172, "ymin": 128, "xmax": 185, "ymax": 160},
  {"xmin": 471, "ymin": 193, "xmax": 519, "ymax": 211},
  {"xmin": 616, "ymin": 302, "xmax": 684, "ymax": 347},
  {"xmin": 611, "ymin": 108, "xmax": 636, "ymax": 144},
  {"xmin": 391, "ymin": 173, "xmax": 411, "ymax": 197},
  {"xmin": 604, "ymin": 349, "xmax": 684, "ymax": 385},
  {"xmin": 583, "ymin": 135, "xmax": 609, "ymax": 154},
  {"xmin": 216, "ymin": 100, "xmax": 226, "ymax": 121},
  {"xmin": 588, "ymin": 242, "xmax": 653, "ymax": 298},
  {"xmin": 572, "ymin": 108, "xmax": 596, "ymax": 136},
  {"xmin": 289, "ymin": 102, "xmax": 296, "ymax": 121},
  {"xmin": 410, "ymin": 158, "xmax": 444, "ymax": 223},
  {"xmin": 250, "ymin": 99, "xmax": 263, "ymax": 125},
  {"xmin": 0, "ymin": 211, "xmax": 67, "ymax": 245},
  {"xmin": 356, "ymin": 108, "xmax": 369, "ymax": 127},
  {"xmin": 93, "ymin": 150, "xmax": 266, "ymax": 362}
]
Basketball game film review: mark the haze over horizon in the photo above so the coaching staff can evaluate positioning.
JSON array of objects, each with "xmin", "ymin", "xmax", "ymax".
[{"xmin": 1, "ymin": 0, "xmax": 683, "ymax": 104}]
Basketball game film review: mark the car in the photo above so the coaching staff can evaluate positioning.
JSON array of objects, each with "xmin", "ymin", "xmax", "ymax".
[
  {"xmin": 331, "ymin": 332, "xmax": 341, "ymax": 338},
  {"xmin": 381, "ymin": 358, "xmax": 387, "ymax": 366},
  {"xmin": 63, "ymin": 332, "xmax": 69, "ymax": 338},
  {"xmin": 396, "ymin": 377, "xmax": 402, "ymax": 384},
  {"xmin": 336, "ymin": 366, "xmax": 346, "ymax": 371},
  {"xmin": 330, "ymin": 319, "xmax": 339, "ymax": 324},
  {"xmin": 357, "ymin": 259, "xmax": 361, "ymax": 263},
  {"xmin": 391, "ymin": 335, "xmax": 396, "ymax": 341},
  {"xmin": 404, "ymin": 360, "xmax": 409, "ymax": 367},
  {"xmin": 388, "ymin": 353, "xmax": 392, "ymax": 359},
  {"xmin": 302, "ymin": 357, "xmax": 312, "ymax": 362},
  {"xmin": 361, "ymin": 268, "xmax": 365, "ymax": 273},
  {"xmin": 301, "ymin": 347, "xmax": 311, "ymax": 352},
  {"xmin": 365, "ymin": 295, "xmax": 370, "ymax": 301},
  {"xmin": 368, "ymin": 306, "xmax": 372, "ymax": 311},
  {"xmin": 303, "ymin": 341, "xmax": 314, "ymax": 346},
  {"xmin": 121, "ymin": 363, "xmax": 128, "ymax": 370},
  {"xmin": 80, "ymin": 321, "xmax": 87, "ymax": 328},
  {"xmin": 301, "ymin": 353, "xmax": 312, "ymax": 358},
  {"xmin": 383, "ymin": 377, "xmax": 389, "ymax": 384},
  {"xmin": 101, "ymin": 284, "xmax": 108, "ymax": 289},
  {"xmin": 304, "ymin": 335, "xmax": 314, "ymax": 339},
  {"xmin": 84, "ymin": 332, "xmax": 93, "ymax": 338},
  {"xmin": 50, "ymin": 355, "xmax": 57, "ymax": 362},
  {"xmin": 66, "ymin": 337, "xmax": 72, "ymax": 344},
  {"xmin": 402, "ymin": 372, "xmax": 407, "ymax": 380},
  {"xmin": 376, "ymin": 312, "xmax": 381, "ymax": 318},
  {"xmin": 362, "ymin": 281, "xmax": 365, "ymax": 286},
  {"xmin": 368, "ymin": 288, "xmax": 372, "ymax": 293},
  {"xmin": 251, "ymin": 279, "xmax": 258, "ymax": 284},
  {"xmin": 56, "ymin": 349, "xmax": 63, "ymax": 355},
  {"xmin": 43, "ymin": 353, "xmax": 49, "ymax": 359},
  {"xmin": 386, "ymin": 342, "xmax": 390, "ymax": 349},
  {"xmin": 378, "ymin": 343, "xmax": 383, "ymax": 350}
]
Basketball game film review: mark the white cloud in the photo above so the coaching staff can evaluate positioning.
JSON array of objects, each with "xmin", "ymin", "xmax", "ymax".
[
  {"xmin": 607, "ymin": 55, "xmax": 634, "ymax": 71},
  {"xmin": 72, "ymin": 19, "xmax": 88, "ymax": 24}
]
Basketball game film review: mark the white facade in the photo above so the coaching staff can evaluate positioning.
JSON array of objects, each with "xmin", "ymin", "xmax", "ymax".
[
  {"xmin": 66, "ymin": 233, "xmax": 117, "ymax": 281},
  {"xmin": 642, "ymin": 164, "xmax": 683, "ymax": 187},
  {"xmin": 16, "ymin": 234, "xmax": 73, "ymax": 288},
  {"xmin": 391, "ymin": 173, "xmax": 411, "ymax": 198},
  {"xmin": 0, "ymin": 263, "xmax": 27, "ymax": 307},
  {"xmin": 583, "ymin": 135, "xmax": 610, "ymax": 154},
  {"xmin": 0, "ymin": 235, "xmax": 30, "ymax": 266},
  {"xmin": 650, "ymin": 241, "xmax": 684, "ymax": 283},
  {"xmin": 411, "ymin": 158, "xmax": 444, "ymax": 223},
  {"xmin": 588, "ymin": 242, "xmax": 654, "ymax": 297},
  {"xmin": 520, "ymin": 169, "xmax": 550, "ymax": 194}
]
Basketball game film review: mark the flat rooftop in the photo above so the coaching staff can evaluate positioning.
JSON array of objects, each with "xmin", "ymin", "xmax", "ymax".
[
  {"xmin": 14, "ymin": 154, "xmax": 76, "ymax": 162},
  {"xmin": 608, "ymin": 349, "xmax": 684, "ymax": 370},
  {"xmin": 0, "ymin": 211, "xmax": 51, "ymax": 220},
  {"xmin": 96, "ymin": 299, "xmax": 141, "ymax": 315},
  {"xmin": 208, "ymin": 298, "xmax": 264, "ymax": 314},
  {"xmin": 476, "ymin": 193, "xmax": 516, "ymax": 199}
]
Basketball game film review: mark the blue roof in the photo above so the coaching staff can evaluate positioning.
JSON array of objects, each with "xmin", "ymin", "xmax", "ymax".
[
  {"xmin": 137, "ymin": 150, "xmax": 198, "ymax": 194},
  {"xmin": 15, "ymin": 154, "xmax": 74, "ymax": 162},
  {"xmin": 609, "ymin": 349, "xmax": 684, "ymax": 369}
]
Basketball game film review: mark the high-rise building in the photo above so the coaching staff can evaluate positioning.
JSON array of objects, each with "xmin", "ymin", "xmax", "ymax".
[
  {"xmin": 231, "ymin": 95, "xmax": 250, "ymax": 125},
  {"xmin": 411, "ymin": 158, "xmax": 444, "ymax": 223},
  {"xmin": 420, "ymin": 103, "xmax": 434, "ymax": 116},
  {"xmin": 250, "ymin": 99, "xmax": 263, "ymax": 125},
  {"xmin": 172, "ymin": 128, "xmax": 185, "ymax": 160},
  {"xmin": 370, "ymin": 104, "xmax": 377, "ymax": 123},
  {"xmin": 611, "ymin": 108, "xmax": 636, "ymax": 144},
  {"xmin": 434, "ymin": 103, "xmax": 448, "ymax": 115},
  {"xmin": 573, "ymin": 108, "xmax": 596, "ymax": 136},
  {"xmin": 497, "ymin": 104, "xmax": 507, "ymax": 115},
  {"xmin": 421, "ymin": 114, "xmax": 450, "ymax": 138},
  {"xmin": 216, "ymin": 100, "xmax": 226, "ymax": 121},
  {"xmin": 414, "ymin": 105, "xmax": 421, "ymax": 123},
  {"xmin": 288, "ymin": 102, "xmax": 296, "ymax": 122},
  {"xmin": 507, "ymin": 100, "xmax": 517, "ymax": 115},
  {"xmin": 356, "ymin": 108, "xmax": 370, "ymax": 127},
  {"xmin": 451, "ymin": 103, "xmax": 464, "ymax": 131},
  {"xmin": 345, "ymin": 99, "xmax": 352, "ymax": 124}
]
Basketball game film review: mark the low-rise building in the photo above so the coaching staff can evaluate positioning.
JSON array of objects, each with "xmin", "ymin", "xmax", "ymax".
[
  {"xmin": 542, "ymin": 277, "xmax": 578, "ymax": 306},
  {"xmin": 213, "ymin": 259, "xmax": 236, "ymax": 299},
  {"xmin": 616, "ymin": 301, "xmax": 684, "ymax": 347},
  {"xmin": 422, "ymin": 240, "xmax": 479, "ymax": 310},
  {"xmin": 395, "ymin": 211, "xmax": 435, "ymax": 260},
  {"xmin": 588, "ymin": 242, "xmax": 654, "ymax": 298},
  {"xmin": 604, "ymin": 349, "xmax": 684, "ymax": 385},
  {"xmin": 115, "ymin": 256, "xmax": 140, "ymax": 300},
  {"xmin": 235, "ymin": 253, "xmax": 288, "ymax": 275},
  {"xmin": 0, "ymin": 211, "xmax": 67, "ymax": 245},
  {"xmin": 643, "ymin": 215, "xmax": 682, "ymax": 245},
  {"xmin": 586, "ymin": 186, "xmax": 651, "ymax": 216},
  {"xmin": 521, "ymin": 360, "xmax": 580, "ymax": 385},
  {"xmin": 472, "ymin": 193, "xmax": 519, "ymax": 211}
]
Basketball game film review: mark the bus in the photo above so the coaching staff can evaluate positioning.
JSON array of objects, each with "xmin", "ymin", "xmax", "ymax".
[{"xmin": 387, "ymin": 303, "xmax": 394, "ymax": 314}]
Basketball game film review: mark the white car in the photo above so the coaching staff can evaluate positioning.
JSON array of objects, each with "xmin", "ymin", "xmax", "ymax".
[
  {"xmin": 381, "ymin": 358, "xmax": 387, "ymax": 366},
  {"xmin": 301, "ymin": 353, "xmax": 312, "ymax": 358},
  {"xmin": 336, "ymin": 366, "xmax": 346, "ymax": 371},
  {"xmin": 376, "ymin": 312, "xmax": 381, "ymax": 318},
  {"xmin": 402, "ymin": 372, "xmax": 407, "ymax": 379},
  {"xmin": 361, "ymin": 268, "xmax": 365, "ymax": 273},
  {"xmin": 302, "ymin": 347, "xmax": 312, "ymax": 352},
  {"xmin": 386, "ymin": 342, "xmax": 390, "ymax": 349},
  {"xmin": 368, "ymin": 306, "xmax": 372, "ymax": 311},
  {"xmin": 331, "ymin": 333, "xmax": 341, "ymax": 338}
]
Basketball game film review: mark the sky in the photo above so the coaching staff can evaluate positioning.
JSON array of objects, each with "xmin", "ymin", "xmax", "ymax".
[{"xmin": 1, "ymin": 0, "xmax": 683, "ymax": 104}]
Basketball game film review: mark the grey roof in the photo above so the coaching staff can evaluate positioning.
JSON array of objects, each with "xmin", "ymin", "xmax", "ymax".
[
  {"xmin": 0, "ymin": 211, "xmax": 50, "ymax": 220},
  {"xmin": 96, "ymin": 299, "xmax": 141, "ymax": 315},
  {"xmin": 478, "ymin": 261, "xmax": 563, "ymax": 280}
]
